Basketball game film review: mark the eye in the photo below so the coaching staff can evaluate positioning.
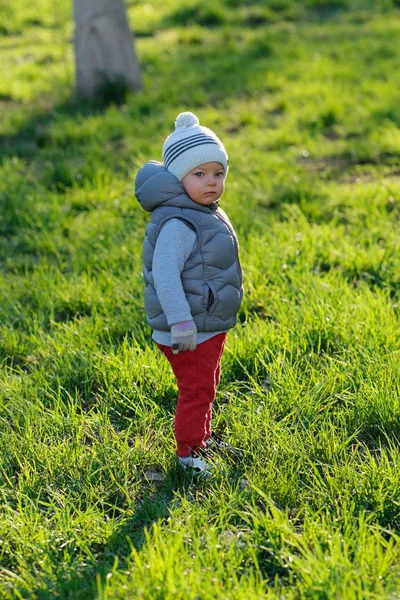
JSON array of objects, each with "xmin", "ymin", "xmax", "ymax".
[
  {"xmin": 194, "ymin": 172, "xmax": 204, "ymax": 177},
  {"xmin": 215, "ymin": 171, "xmax": 224, "ymax": 177}
]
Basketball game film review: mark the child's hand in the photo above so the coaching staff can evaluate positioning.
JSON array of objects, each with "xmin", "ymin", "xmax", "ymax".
[{"xmin": 171, "ymin": 320, "xmax": 197, "ymax": 354}]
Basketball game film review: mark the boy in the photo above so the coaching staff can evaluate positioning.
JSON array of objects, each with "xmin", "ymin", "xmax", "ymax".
[{"xmin": 135, "ymin": 112, "xmax": 243, "ymax": 475}]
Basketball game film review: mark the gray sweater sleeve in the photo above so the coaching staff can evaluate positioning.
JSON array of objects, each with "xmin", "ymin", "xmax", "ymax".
[{"xmin": 152, "ymin": 218, "xmax": 197, "ymax": 326}]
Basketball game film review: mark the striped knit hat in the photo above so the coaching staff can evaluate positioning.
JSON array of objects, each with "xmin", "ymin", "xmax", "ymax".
[{"xmin": 162, "ymin": 112, "xmax": 228, "ymax": 181}]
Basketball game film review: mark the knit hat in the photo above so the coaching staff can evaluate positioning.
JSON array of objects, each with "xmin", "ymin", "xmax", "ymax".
[{"xmin": 162, "ymin": 112, "xmax": 228, "ymax": 181}]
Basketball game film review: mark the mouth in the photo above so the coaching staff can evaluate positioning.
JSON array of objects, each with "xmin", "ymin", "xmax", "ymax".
[{"xmin": 204, "ymin": 191, "xmax": 216, "ymax": 196}]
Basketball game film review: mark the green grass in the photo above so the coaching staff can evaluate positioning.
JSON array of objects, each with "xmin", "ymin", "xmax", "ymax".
[{"xmin": 1, "ymin": 0, "xmax": 400, "ymax": 597}]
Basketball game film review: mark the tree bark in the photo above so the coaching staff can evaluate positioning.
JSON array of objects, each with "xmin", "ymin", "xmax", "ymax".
[{"xmin": 74, "ymin": 0, "xmax": 142, "ymax": 98}]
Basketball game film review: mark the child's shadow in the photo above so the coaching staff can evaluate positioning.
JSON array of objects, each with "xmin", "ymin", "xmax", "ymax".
[{"xmin": 90, "ymin": 465, "xmax": 199, "ymax": 592}]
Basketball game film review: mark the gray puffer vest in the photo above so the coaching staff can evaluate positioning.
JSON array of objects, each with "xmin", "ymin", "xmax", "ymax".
[{"xmin": 135, "ymin": 161, "xmax": 243, "ymax": 332}]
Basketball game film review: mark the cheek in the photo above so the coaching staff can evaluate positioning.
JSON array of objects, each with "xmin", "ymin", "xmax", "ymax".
[
  {"xmin": 191, "ymin": 181, "xmax": 203, "ymax": 194},
  {"xmin": 185, "ymin": 180, "xmax": 199, "ymax": 196},
  {"xmin": 186, "ymin": 180, "xmax": 204, "ymax": 200}
]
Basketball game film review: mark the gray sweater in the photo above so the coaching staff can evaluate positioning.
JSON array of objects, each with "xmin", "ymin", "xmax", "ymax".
[{"xmin": 152, "ymin": 218, "xmax": 222, "ymax": 346}]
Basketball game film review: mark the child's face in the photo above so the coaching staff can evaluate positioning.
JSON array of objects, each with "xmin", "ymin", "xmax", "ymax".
[{"xmin": 181, "ymin": 162, "xmax": 225, "ymax": 206}]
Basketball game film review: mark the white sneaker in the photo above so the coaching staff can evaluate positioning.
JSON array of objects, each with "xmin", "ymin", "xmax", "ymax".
[
  {"xmin": 205, "ymin": 432, "xmax": 243, "ymax": 458},
  {"xmin": 178, "ymin": 446, "xmax": 215, "ymax": 477}
]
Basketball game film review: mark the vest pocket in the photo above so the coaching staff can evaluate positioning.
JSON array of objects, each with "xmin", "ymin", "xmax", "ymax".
[{"xmin": 205, "ymin": 282, "xmax": 218, "ymax": 314}]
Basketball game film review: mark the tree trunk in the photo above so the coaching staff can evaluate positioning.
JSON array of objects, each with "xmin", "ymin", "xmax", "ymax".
[{"xmin": 74, "ymin": 0, "xmax": 142, "ymax": 98}]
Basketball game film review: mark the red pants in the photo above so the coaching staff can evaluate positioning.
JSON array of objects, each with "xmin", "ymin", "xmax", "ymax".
[{"xmin": 157, "ymin": 333, "xmax": 227, "ymax": 457}]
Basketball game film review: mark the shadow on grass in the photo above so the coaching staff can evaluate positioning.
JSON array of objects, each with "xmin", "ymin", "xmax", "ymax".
[
  {"xmin": 0, "ymin": 26, "xmax": 273, "ymax": 161},
  {"xmin": 57, "ymin": 467, "xmax": 210, "ymax": 598},
  {"xmin": 91, "ymin": 458, "xmax": 247, "ymax": 596},
  {"xmin": 354, "ymin": 424, "xmax": 400, "ymax": 453},
  {"xmin": 0, "ymin": 95, "xmax": 111, "ymax": 162},
  {"xmin": 101, "ymin": 477, "xmax": 177, "ymax": 556}
]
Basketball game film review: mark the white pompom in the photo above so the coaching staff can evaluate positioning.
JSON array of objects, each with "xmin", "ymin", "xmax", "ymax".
[{"xmin": 175, "ymin": 112, "xmax": 200, "ymax": 129}]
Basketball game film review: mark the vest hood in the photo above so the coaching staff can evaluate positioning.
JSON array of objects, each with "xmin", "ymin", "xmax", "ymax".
[{"xmin": 135, "ymin": 161, "xmax": 219, "ymax": 213}]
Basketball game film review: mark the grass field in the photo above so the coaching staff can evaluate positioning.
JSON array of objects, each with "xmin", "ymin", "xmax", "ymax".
[{"xmin": 1, "ymin": 0, "xmax": 400, "ymax": 597}]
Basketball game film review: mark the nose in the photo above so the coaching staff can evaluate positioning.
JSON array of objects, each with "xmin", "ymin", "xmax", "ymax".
[{"xmin": 207, "ymin": 175, "xmax": 217, "ymax": 186}]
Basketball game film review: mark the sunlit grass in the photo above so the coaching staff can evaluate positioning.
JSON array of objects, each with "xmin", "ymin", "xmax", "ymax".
[{"xmin": 1, "ymin": 0, "xmax": 400, "ymax": 598}]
